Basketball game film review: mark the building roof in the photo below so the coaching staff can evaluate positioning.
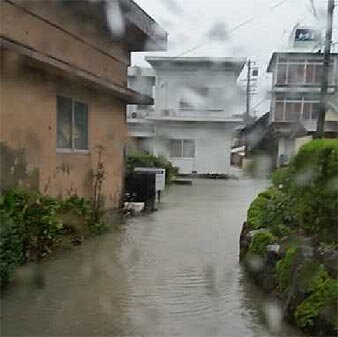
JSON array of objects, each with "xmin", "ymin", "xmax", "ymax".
[
  {"xmin": 240, "ymin": 112, "xmax": 270, "ymax": 134},
  {"xmin": 59, "ymin": 0, "xmax": 168, "ymax": 52},
  {"xmin": 145, "ymin": 56, "xmax": 246, "ymax": 76},
  {"xmin": 119, "ymin": 0, "xmax": 168, "ymax": 51},
  {"xmin": 267, "ymin": 51, "xmax": 338, "ymax": 72}
]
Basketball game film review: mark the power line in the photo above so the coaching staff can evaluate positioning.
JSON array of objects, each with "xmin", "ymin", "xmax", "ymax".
[{"xmin": 171, "ymin": 0, "xmax": 289, "ymax": 59}]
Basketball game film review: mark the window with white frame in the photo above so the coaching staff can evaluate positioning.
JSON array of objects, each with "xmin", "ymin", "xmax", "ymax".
[
  {"xmin": 274, "ymin": 96, "xmax": 320, "ymax": 121},
  {"xmin": 57, "ymin": 95, "xmax": 88, "ymax": 151},
  {"xmin": 170, "ymin": 139, "xmax": 195, "ymax": 158},
  {"xmin": 276, "ymin": 56, "xmax": 334, "ymax": 85}
]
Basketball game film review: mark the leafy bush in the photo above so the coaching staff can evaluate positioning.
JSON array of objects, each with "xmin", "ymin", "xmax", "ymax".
[
  {"xmin": 126, "ymin": 151, "xmax": 178, "ymax": 184},
  {"xmin": 247, "ymin": 187, "xmax": 295, "ymax": 231},
  {"xmin": 271, "ymin": 224, "xmax": 291, "ymax": 238},
  {"xmin": 0, "ymin": 190, "xmax": 110, "ymax": 286},
  {"xmin": 61, "ymin": 196, "xmax": 93, "ymax": 219},
  {"xmin": 61, "ymin": 195, "xmax": 110, "ymax": 236},
  {"xmin": 271, "ymin": 166, "xmax": 294, "ymax": 192},
  {"xmin": 276, "ymin": 246, "xmax": 297, "ymax": 292},
  {"xmin": 0, "ymin": 210, "xmax": 24, "ymax": 285},
  {"xmin": 1, "ymin": 189, "xmax": 63, "ymax": 260},
  {"xmin": 0, "ymin": 189, "xmax": 63, "ymax": 286},
  {"xmin": 247, "ymin": 191, "xmax": 271, "ymax": 229},
  {"xmin": 248, "ymin": 231, "xmax": 276, "ymax": 256},
  {"xmin": 291, "ymin": 140, "xmax": 338, "ymax": 242},
  {"xmin": 258, "ymin": 140, "xmax": 338, "ymax": 243},
  {"xmin": 295, "ymin": 266, "xmax": 338, "ymax": 328}
]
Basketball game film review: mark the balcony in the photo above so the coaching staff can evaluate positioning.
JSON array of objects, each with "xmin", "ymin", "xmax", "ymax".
[{"xmin": 146, "ymin": 109, "xmax": 243, "ymax": 122}]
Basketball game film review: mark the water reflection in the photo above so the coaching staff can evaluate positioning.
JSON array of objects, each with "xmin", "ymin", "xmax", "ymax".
[{"xmin": 1, "ymin": 179, "xmax": 301, "ymax": 336}]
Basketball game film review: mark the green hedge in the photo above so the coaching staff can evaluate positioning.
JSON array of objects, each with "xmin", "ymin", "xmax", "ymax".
[
  {"xmin": 272, "ymin": 139, "xmax": 338, "ymax": 242},
  {"xmin": 248, "ymin": 139, "xmax": 338, "ymax": 243},
  {"xmin": 245, "ymin": 139, "xmax": 338, "ymax": 333},
  {"xmin": 126, "ymin": 151, "xmax": 178, "ymax": 184},
  {"xmin": 248, "ymin": 231, "xmax": 276, "ymax": 256},
  {"xmin": 276, "ymin": 246, "xmax": 297, "ymax": 292},
  {"xmin": 295, "ymin": 266, "xmax": 338, "ymax": 328}
]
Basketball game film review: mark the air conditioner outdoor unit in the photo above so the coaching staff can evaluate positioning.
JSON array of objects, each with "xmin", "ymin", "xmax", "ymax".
[{"xmin": 130, "ymin": 111, "xmax": 148, "ymax": 119}]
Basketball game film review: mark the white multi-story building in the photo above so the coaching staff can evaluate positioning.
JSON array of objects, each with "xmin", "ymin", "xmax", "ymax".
[
  {"xmin": 127, "ymin": 57, "xmax": 246, "ymax": 174},
  {"xmin": 238, "ymin": 27, "xmax": 338, "ymax": 169},
  {"xmin": 267, "ymin": 51, "xmax": 338, "ymax": 166}
]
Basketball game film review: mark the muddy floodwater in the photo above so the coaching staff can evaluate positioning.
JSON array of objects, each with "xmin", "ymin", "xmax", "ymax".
[{"xmin": 1, "ymin": 179, "xmax": 302, "ymax": 336}]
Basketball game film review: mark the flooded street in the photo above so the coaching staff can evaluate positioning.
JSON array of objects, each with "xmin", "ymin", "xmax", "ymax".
[{"xmin": 1, "ymin": 179, "xmax": 301, "ymax": 336}]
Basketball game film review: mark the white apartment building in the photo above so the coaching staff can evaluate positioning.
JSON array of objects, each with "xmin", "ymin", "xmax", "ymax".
[{"xmin": 127, "ymin": 57, "xmax": 246, "ymax": 174}]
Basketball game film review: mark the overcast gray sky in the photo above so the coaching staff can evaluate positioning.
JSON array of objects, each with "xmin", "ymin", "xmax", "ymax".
[{"xmin": 132, "ymin": 0, "xmax": 338, "ymax": 114}]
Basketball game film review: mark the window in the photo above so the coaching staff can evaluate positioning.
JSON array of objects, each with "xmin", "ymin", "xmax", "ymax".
[
  {"xmin": 305, "ymin": 64, "xmax": 315, "ymax": 83},
  {"xmin": 275, "ymin": 57, "xmax": 334, "ymax": 85},
  {"xmin": 312, "ymin": 103, "xmax": 320, "ymax": 120},
  {"xmin": 276, "ymin": 64, "xmax": 287, "ymax": 84},
  {"xmin": 314, "ymin": 64, "xmax": 323, "ymax": 84},
  {"xmin": 288, "ymin": 64, "xmax": 304, "ymax": 84},
  {"xmin": 274, "ymin": 97, "xmax": 320, "ymax": 121},
  {"xmin": 57, "ymin": 96, "xmax": 88, "ymax": 151},
  {"xmin": 303, "ymin": 102, "xmax": 312, "ymax": 119},
  {"xmin": 182, "ymin": 140, "xmax": 195, "ymax": 158},
  {"xmin": 170, "ymin": 139, "xmax": 182, "ymax": 157},
  {"xmin": 275, "ymin": 101, "xmax": 284, "ymax": 121},
  {"xmin": 285, "ymin": 102, "xmax": 301, "ymax": 121},
  {"xmin": 170, "ymin": 139, "xmax": 195, "ymax": 158}
]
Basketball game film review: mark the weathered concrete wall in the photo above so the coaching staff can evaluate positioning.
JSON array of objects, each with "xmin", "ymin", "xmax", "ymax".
[
  {"xmin": 0, "ymin": 50, "xmax": 127, "ymax": 210},
  {"xmin": 0, "ymin": 0, "xmax": 129, "ymax": 86}
]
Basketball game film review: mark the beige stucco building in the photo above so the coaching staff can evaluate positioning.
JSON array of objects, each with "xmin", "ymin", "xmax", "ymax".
[{"xmin": 0, "ymin": 0, "xmax": 167, "ymax": 210}]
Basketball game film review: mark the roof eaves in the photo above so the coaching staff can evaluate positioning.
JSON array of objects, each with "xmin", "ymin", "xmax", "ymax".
[
  {"xmin": 120, "ymin": 0, "xmax": 168, "ymax": 51},
  {"xmin": 1, "ymin": 37, "xmax": 152, "ymax": 105}
]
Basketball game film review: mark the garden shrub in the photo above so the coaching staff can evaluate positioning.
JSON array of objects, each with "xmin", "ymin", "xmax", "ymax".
[
  {"xmin": 0, "ymin": 210, "xmax": 24, "ymax": 286},
  {"xmin": 61, "ymin": 195, "xmax": 110, "ymax": 236},
  {"xmin": 276, "ymin": 246, "xmax": 297, "ymax": 292},
  {"xmin": 247, "ymin": 187, "xmax": 295, "ymax": 230},
  {"xmin": 255, "ymin": 140, "xmax": 338, "ymax": 243},
  {"xmin": 290, "ymin": 140, "xmax": 338, "ymax": 242},
  {"xmin": 295, "ymin": 266, "xmax": 338, "ymax": 328},
  {"xmin": 248, "ymin": 231, "xmax": 277, "ymax": 256},
  {"xmin": 271, "ymin": 166, "xmax": 294, "ymax": 192},
  {"xmin": 247, "ymin": 191, "xmax": 271, "ymax": 229},
  {"xmin": 270, "ymin": 224, "xmax": 291, "ymax": 238},
  {"xmin": 0, "ymin": 190, "xmax": 111, "ymax": 286},
  {"xmin": 126, "ymin": 150, "xmax": 178, "ymax": 184},
  {"xmin": 0, "ymin": 189, "xmax": 63, "ymax": 286},
  {"xmin": 1, "ymin": 189, "xmax": 63, "ymax": 261}
]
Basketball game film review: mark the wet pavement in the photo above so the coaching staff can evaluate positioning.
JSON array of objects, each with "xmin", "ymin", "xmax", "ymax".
[{"xmin": 1, "ymin": 178, "xmax": 302, "ymax": 336}]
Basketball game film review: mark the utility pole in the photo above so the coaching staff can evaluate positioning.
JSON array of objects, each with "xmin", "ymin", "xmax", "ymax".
[
  {"xmin": 315, "ymin": 0, "xmax": 335, "ymax": 138},
  {"xmin": 245, "ymin": 59, "xmax": 251, "ymax": 122}
]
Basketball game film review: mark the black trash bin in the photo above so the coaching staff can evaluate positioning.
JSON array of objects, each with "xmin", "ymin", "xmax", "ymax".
[{"xmin": 125, "ymin": 172, "xmax": 156, "ymax": 211}]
